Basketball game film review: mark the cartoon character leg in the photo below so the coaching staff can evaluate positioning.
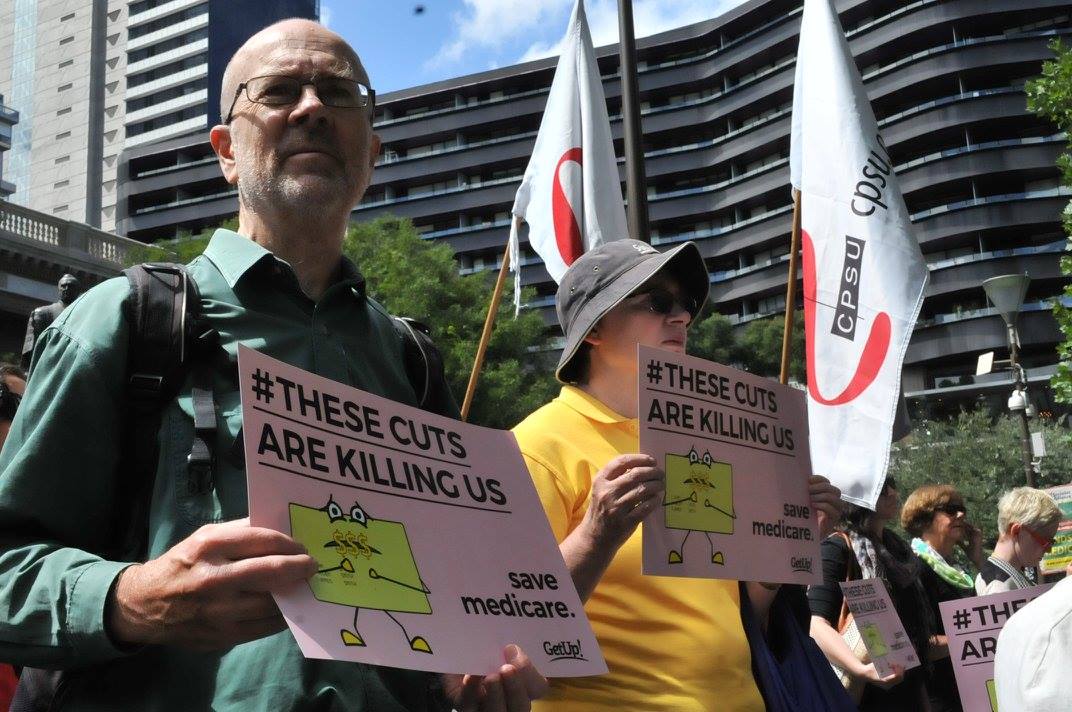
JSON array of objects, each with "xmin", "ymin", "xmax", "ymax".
[
  {"xmin": 341, "ymin": 607, "xmax": 366, "ymax": 647},
  {"xmin": 669, "ymin": 529, "xmax": 692, "ymax": 564},
  {"xmin": 386, "ymin": 611, "xmax": 432, "ymax": 654},
  {"xmin": 704, "ymin": 533, "xmax": 724, "ymax": 565}
]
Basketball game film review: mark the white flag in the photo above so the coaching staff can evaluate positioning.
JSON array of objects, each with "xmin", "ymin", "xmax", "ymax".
[
  {"xmin": 790, "ymin": 0, "xmax": 928, "ymax": 509},
  {"xmin": 509, "ymin": 0, "xmax": 627, "ymax": 303}
]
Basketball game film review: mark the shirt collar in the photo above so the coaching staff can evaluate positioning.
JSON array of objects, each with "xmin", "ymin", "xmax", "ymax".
[
  {"xmin": 557, "ymin": 385, "xmax": 633, "ymax": 424},
  {"xmin": 203, "ymin": 228, "xmax": 366, "ymax": 295}
]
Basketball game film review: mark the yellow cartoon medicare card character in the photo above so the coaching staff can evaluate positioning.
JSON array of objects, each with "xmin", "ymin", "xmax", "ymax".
[
  {"xmin": 663, "ymin": 447, "xmax": 736, "ymax": 566},
  {"xmin": 290, "ymin": 497, "xmax": 433, "ymax": 654}
]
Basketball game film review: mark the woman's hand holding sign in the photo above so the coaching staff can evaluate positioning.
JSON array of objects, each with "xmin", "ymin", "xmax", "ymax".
[{"xmin": 561, "ymin": 454, "xmax": 665, "ymax": 601}]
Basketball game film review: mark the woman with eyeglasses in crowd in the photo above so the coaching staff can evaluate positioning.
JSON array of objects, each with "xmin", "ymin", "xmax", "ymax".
[
  {"xmin": 807, "ymin": 477, "xmax": 933, "ymax": 710},
  {"xmin": 901, "ymin": 484, "xmax": 983, "ymax": 712},
  {"xmin": 510, "ymin": 240, "xmax": 851, "ymax": 712},
  {"xmin": 976, "ymin": 487, "xmax": 1061, "ymax": 594}
]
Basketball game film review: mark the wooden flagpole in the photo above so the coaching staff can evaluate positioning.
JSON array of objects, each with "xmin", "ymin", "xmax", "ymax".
[
  {"xmin": 460, "ymin": 238, "xmax": 513, "ymax": 421},
  {"xmin": 779, "ymin": 189, "xmax": 802, "ymax": 385}
]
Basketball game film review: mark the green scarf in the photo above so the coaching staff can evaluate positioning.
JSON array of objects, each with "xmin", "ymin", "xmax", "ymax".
[{"xmin": 912, "ymin": 537, "xmax": 974, "ymax": 589}]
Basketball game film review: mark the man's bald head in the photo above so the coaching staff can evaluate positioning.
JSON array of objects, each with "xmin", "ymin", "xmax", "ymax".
[{"xmin": 219, "ymin": 18, "xmax": 368, "ymax": 125}]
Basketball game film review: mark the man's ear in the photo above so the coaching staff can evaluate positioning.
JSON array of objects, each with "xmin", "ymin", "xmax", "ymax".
[
  {"xmin": 209, "ymin": 124, "xmax": 238, "ymax": 185},
  {"xmin": 368, "ymin": 130, "xmax": 381, "ymax": 171}
]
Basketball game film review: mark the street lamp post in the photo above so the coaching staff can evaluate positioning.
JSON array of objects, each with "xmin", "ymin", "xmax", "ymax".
[{"xmin": 982, "ymin": 273, "xmax": 1035, "ymax": 487}]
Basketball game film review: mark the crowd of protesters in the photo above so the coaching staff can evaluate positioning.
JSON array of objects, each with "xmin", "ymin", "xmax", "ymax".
[{"xmin": 0, "ymin": 16, "xmax": 1067, "ymax": 712}]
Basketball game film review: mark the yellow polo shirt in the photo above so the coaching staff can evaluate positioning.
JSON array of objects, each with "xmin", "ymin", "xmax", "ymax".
[{"xmin": 512, "ymin": 386, "xmax": 764, "ymax": 712}]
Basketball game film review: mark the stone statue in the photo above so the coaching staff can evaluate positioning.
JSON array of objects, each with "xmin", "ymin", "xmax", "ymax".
[{"xmin": 22, "ymin": 274, "xmax": 82, "ymax": 368}]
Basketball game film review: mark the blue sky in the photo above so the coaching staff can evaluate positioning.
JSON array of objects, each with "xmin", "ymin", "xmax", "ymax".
[{"xmin": 323, "ymin": 0, "xmax": 746, "ymax": 95}]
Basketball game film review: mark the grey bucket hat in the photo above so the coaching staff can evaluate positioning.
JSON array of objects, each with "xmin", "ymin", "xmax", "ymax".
[{"xmin": 555, "ymin": 239, "xmax": 710, "ymax": 384}]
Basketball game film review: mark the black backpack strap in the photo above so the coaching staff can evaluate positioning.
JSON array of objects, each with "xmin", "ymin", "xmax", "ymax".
[
  {"xmin": 392, "ymin": 316, "xmax": 459, "ymax": 418},
  {"xmin": 119, "ymin": 263, "xmax": 218, "ymax": 560}
]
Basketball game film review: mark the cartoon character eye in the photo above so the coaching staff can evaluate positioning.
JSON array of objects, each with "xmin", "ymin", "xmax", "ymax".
[
  {"xmin": 322, "ymin": 497, "xmax": 344, "ymax": 522},
  {"xmin": 702, "ymin": 452, "xmax": 713, "ymax": 466},
  {"xmin": 688, "ymin": 448, "xmax": 699, "ymax": 464},
  {"xmin": 349, "ymin": 502, "xmax": 368, "ymax": 526}
]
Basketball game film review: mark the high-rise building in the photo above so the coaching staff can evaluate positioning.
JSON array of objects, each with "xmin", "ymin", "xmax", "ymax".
[
  {"xmin": 0, "ymin": 94, "xmax": 17, "ymax": 198},
  {"xmin": 0, "ymin": 0, "xmax": 317, "ymax": 231},
  {"xmin": 116, "ymin": 0, "xmax": 1071, "ymax": 413}
]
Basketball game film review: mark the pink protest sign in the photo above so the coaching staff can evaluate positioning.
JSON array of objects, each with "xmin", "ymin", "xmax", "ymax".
[
  {"xmin": 638, "ymin": 345, "xmax": 821, "ymax": 584},
  {"xmin": 838, "ymin": 578, "xmax": 920, "ymax": 676},
  {"xmin": 238, "ymin": 346, "xmax": 606, "ymax": 676},
  {"xmin": 938, "ymin": 584, "xmax": 1054, "ymax": 712}
]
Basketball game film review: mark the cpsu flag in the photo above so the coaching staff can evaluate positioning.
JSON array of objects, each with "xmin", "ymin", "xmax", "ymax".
[
  {"xmin": 789, "ymin": 0, "xmax": 927, "ymax": 509},
  {"xmin": 508, "ymin": 0, "xmax": 627, "ymax": 297}
]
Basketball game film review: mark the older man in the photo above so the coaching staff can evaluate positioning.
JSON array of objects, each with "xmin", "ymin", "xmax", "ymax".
[{"xmin": 0, "ymin": 19, "xmax": 543, "ymax": 712}]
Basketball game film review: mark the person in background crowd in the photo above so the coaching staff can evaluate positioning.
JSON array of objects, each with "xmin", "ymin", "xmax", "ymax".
[
  {"xmin": 993, "ymin": 573, "xmax": 1071, "ymax": 712},
  {"xmin": 511, "ymin": 239, "xmax": 851, "ymax": 712},
  {"xmin": 0, "ymin": 364, "xmax": 26, "ymax": 710},
  {"xmin": 902, "ymin": 484, "xmax": 983, "ymax": 712},
  {"xmin": 808, "ymin": 477, "xmax": 931, "ymax": 710},
  {"xmin": 976, "ymin": 487, "xmax": 1061, "ymax": 594},
  {"xmin": 0, "ymin": 20, "xmax": 543, "ymax": 712}
]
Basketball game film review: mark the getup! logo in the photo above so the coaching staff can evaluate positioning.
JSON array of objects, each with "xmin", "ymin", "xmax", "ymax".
[{"xmin": 543, "ymin": 638, "xmax": 587, "ymax": 662}]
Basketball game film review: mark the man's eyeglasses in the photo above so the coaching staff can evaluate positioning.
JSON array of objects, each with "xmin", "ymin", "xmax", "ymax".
[
  {"xmin": 936, "ymin": 503, "xmax": 966, "ymax": 518},
  {"xmin": 224, "ymin": 75, "xmax": 376, "ymax": 124},
  {"xmin": 632, "ymin": 288, "xmax": 699, "ymax": 318},
  {"xmin": 0, "ymin": 382, "xmax": 21, "ymax": 422},
  {"xmin": 1020, "ymin": 524, "xmax": 1055, "ymax": 550}
]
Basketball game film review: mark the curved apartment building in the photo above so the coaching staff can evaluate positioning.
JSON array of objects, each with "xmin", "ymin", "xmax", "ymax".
[{"xmin": 118, "ymin": 0, "xmax": 1071, "ymax": 410}]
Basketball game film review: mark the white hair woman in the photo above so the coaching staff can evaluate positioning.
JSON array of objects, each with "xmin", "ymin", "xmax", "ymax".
[{"xmin": 976, "ymin": 487, "xmax": 1061, "ymax": 594}]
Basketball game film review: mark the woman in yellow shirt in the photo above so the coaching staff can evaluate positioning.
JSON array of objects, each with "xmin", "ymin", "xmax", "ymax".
[{"xmin": 513, "ymin": 239, "xmax": 846, "ymax": 712}]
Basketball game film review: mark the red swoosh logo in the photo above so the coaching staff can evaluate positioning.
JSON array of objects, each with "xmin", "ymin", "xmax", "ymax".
[
  {"xmin": 552, "ymin": 147, "xmax": 584, "ymax": 266},
  {"xmin": 803, "ymin": 228, "xmax": 891, "ymax": 405}
]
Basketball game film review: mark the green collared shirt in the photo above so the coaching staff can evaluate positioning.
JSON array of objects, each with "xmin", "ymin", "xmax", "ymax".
[{"xmin": 0, "ymin": 230, "xmax": 452, "ymax": 710}]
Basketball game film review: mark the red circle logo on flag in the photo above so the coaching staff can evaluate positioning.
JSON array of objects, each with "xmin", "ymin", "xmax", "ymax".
[{"xmin": 552, "ymin": 147, "xmax": 584, "ymax": 266}]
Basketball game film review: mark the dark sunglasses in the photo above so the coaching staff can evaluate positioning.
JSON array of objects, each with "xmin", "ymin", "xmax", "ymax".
[
  {"xmin": 632, "ymin": 288, "xmax": 699, "ymax": 318},
  {"xmin": 936, "ymin": 503, "xmax": 966, "ymax": 517},
  {"xmin": 225, "ymin": 74, "xmax": 376, "ymax": 124},
  {"xmin": 0, "ymin": 382, "xmax": 21, "ymax": 421}
]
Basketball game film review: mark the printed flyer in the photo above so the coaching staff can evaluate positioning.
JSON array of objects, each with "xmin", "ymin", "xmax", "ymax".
[
  {"xmin": 839, "ymin": 577, "xmax": 920, "ymax": 676},
  {"xmin": 638, "ymin": 345, "xmax": 821, "ymax": 584},
  {"xmin": 938, "ymin": 584, "xmax": 1053, "ymax": 712},
  {"xmin": 1040, "ymin": 484, "xmax": 1072, "ymax": 575},
  {"xmin": 239, "ymin": 346, "xmax": 606, "ymax": 676}
]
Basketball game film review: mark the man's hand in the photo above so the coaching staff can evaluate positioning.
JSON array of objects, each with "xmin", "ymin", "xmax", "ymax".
[
  {"xmin": 808, "ymin": 475, "xmax": 842, "ymax": 540},
  {"xmin": 442, "ymin": 644, "xmax": 549, "ymax": 712},
  {"xmin": 580, "ymin": 454, "xmax": 664, "ymax": 551},
  {"xmin": 106, "ymin": 517, "xmax": 318, "ymax": 650}
]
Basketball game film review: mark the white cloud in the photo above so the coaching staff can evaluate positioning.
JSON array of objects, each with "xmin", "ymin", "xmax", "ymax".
[
  {"xmin": 321, "ymin": 4, "xmax": 334, "ymax": 28},
  {"xmin": 425, "ymin": 0, "xmax": 573, "ymax": 70},
  {"xmin": 520, "ymin": 0, "xmax": 738, "ymax": 62}
]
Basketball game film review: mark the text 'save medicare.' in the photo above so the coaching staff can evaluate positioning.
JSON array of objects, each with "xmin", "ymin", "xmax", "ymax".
[
  {"xmin": 239, "ymin": 346, "xmax": 606, "ymax": 676},
  {"xmin": 638, "ymin": 345, "xmax": 821, "ymax": 584}
]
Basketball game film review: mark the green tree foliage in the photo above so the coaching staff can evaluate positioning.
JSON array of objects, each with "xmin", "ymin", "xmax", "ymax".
[
  {"xmin": 1026, "ymin": 40, "xmax": 1072, "ymax": 402},
  {"xmin": 888, "ymin": 410, "xmax": 1072, "ymax": 548},
  {"xmin": 123, "ymin": 218, "xmax": 235, "ymax": 266},
  {"xmin": 343, "ymin": 216, "xmax": 558, "ymax": 429},
  {"xmin": 688, "ymin": 309, "xmax": 805, "ymax": 381}
]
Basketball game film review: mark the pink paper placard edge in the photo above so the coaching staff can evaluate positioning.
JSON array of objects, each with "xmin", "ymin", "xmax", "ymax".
[{"xmin": 238, "ymin": 345, "xmax": 606, "ymax": 676}]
